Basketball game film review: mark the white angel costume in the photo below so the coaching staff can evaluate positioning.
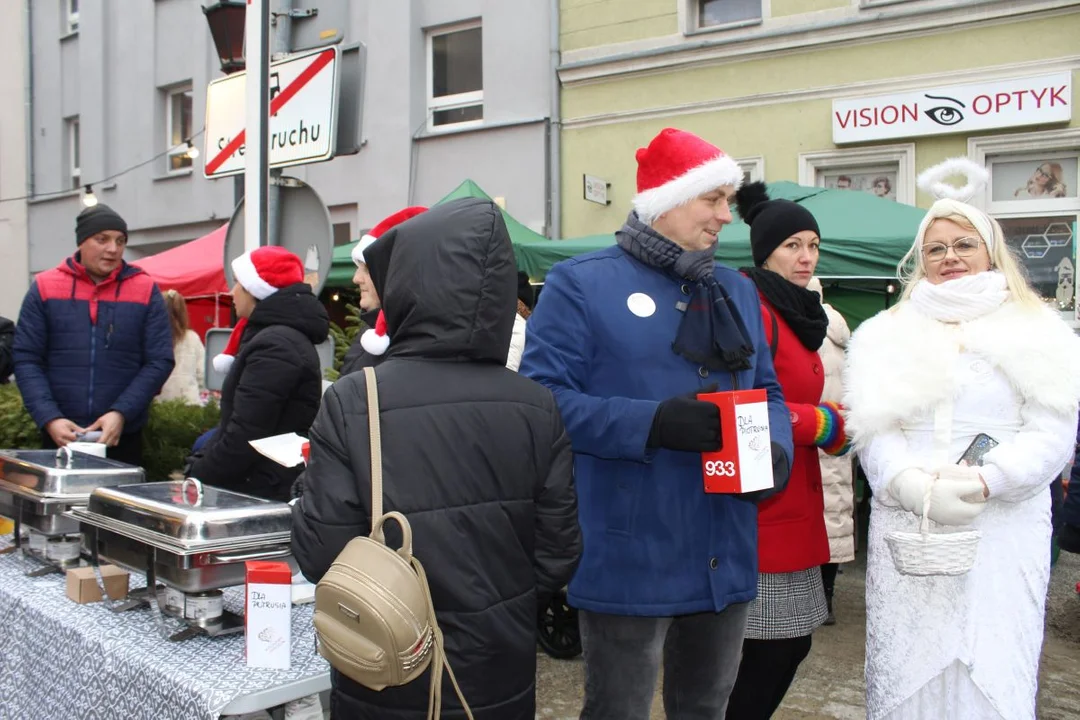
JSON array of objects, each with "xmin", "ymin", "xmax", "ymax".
[{"xmin": 846, "ymin": 270, "xmax": 1080, "ymax": 719}]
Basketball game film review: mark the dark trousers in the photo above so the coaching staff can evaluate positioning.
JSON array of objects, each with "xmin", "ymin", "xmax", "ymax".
[
  {"xmin": 40, "ymin": 429, "xmax": 143, "ymax": 467},
  {"xmin": 578, "ymin": 603, "xmax": 750, "ymax": 720},
  {"xmin": 725, "ymin": 635, "xmax": 812, "ymax": 720},
  {"xmin": 820, "ymin": 563, "xmax": 838, "ymax": 599}
]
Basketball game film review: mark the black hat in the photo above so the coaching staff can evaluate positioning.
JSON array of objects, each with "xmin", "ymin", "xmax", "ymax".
[
  {"xmin": 76, "ymin": 204, "xmax": 128, "ymax": 246},
  {"xmin": 734, "ymin": 182, "xmax": 820, "ymax": 267},
  {"xmin": 517, "ymin": 271, "xmax": 535, "ymax": 310}
]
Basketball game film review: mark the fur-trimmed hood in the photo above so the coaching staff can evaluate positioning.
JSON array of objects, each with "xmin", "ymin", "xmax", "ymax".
[{"xmin": 844, "ymin": 299, "xmax": 1080, "ymax": 447}]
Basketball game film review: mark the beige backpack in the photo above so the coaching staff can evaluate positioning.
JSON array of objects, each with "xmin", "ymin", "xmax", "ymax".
[{"xmin": 312, "ymin": 366, "xmax": 472, "ymax": 719}]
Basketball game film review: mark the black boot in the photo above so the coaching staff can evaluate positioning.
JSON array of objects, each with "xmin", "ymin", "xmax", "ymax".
[{"xmin": 824, "ymin": 593, "xmax": 836, "ymax": 626}]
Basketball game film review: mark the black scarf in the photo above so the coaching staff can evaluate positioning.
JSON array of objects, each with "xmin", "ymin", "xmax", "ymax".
[
  {"xmin": 742, "ymin": 267, "xmax": 828, "ymax": 351},
  {"xmin": 617, "ymin": 212, "xmax": 754, "ymax": 372}
]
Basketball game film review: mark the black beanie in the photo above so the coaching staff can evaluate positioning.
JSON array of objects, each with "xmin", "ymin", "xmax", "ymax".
[
  {"xmin": 76, "ymin": 204, "xmax": 128, "ymax": 246},
  {"xmin": 517, "ymin": 271, "xmax": 535, "ymax": 310},
  {"xmin": 734, "ymin": 182, "xmax": 821, "ymax": 267}
]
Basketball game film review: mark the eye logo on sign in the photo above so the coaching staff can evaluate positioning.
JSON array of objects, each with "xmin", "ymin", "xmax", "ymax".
[{"xmin": 923, "ymin": 94, "xmax": 965, "ymax": 126}]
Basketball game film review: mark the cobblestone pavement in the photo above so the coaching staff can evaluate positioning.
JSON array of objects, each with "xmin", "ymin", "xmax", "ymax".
[{"xmin": 536, "ymin": 550, "xmax": 1080, "ymax": 719}]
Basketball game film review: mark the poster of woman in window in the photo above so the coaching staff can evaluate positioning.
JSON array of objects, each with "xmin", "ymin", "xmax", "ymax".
[
  {"xmin": 819, "ymin": 170, "xmax": 897, "ymax": 201},
  {"xmin": 991, "ymin": 158, "xmax": 1077, "ymax": 202}
]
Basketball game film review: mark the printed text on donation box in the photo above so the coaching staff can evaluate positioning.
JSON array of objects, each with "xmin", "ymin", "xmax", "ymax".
[{"xmin": 699, "ymin": 390, "xmax": 773, "ymax": 494}]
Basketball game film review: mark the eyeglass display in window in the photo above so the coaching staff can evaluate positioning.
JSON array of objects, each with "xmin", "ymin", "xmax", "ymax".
[
  {"xmin": 819, "ymin": 169, "xmax": 897, "ymax": 201},
  {"xmin": 998, "ymin": 215, "xmax": 1076, "ymax": 310},
  {"xmin": 991, "ymin": 157, "xmax": 1077, "ymax": 202}
]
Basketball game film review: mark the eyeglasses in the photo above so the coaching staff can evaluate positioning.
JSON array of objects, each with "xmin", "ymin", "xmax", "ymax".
[{"xmin": 922, "ymin": 237, "xmax": 983, "ymax": 262}]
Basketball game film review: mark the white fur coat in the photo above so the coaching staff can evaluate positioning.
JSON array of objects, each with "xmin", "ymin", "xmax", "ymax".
[{"xmin": 845, "ymin": 299, "xmax": 1080, "ymax": 720}]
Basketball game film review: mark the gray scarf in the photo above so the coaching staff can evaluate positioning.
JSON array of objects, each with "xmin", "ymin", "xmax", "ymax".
[{"xmin": 616, "ymin": 212, "xmax": 754, "ymax": 372}]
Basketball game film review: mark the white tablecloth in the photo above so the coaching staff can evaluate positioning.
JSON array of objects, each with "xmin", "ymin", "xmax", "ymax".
[{"xmin": 0, "ymin": 541, "xmax": 329, "ymax": 720}]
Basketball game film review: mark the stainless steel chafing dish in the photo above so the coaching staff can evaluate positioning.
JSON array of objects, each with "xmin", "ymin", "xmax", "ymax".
[
  {"xmin": 0, "ymin": 448, "xmax": 145, "ymax": 573},
  {"xmin": 72, "ymin": 478, "xmax": 295, "ymax": 640}
]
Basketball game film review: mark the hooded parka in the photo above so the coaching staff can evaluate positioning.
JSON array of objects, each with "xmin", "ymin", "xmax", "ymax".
[
  {"xmin": 290, "ymin": 198, "xmax": 582, "ymax": 720},
  {"xmin": 187, "ymin": 283, "xmax": 329, "ymax": 501}
]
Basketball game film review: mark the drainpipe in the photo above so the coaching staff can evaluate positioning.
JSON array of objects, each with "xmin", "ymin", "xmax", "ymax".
[
  {"xmin": 23, "ymin": 0, "xmax": 34, "ymax": 198},
  {"xmin": 546, "ymin": 0, "xmax": 561, "ymax": 240}
]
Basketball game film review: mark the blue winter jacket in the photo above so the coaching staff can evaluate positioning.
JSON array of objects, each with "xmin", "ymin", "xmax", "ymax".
[
  {"xmin": 520, "ymin": 246, "xmax": 793, "ymax": 616},
  {"xmin": 13, "ymin": 256, "xmax": 175, "ymax": 435}
]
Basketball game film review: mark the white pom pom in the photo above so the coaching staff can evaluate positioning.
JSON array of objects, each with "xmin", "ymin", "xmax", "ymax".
[
  {"xmin": 213, "ymin": 353, "xmax": 235, "ymax": 373},
  {"xmin": 360, "ymin": 328, "xmax": 390, "ymax": 356},
  {"xmin": 917, "ymin": 157, "xmax": 990, "ymax": 202}
]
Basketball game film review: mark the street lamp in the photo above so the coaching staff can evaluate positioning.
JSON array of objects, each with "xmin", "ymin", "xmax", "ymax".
[{"xmin": 202, "ymin": 1, "xmax": 246, "ymax": 74}]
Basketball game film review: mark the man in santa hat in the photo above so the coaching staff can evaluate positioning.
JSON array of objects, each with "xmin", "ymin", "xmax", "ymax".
[
  {"xmin": 338, "ymin": 207, "xmax": 426, "ymax": 376},
  {"xmin": 520, "ymin": 128, "xmax": 794, "ymax": 718},
  {"xmin": 185, "ymin": 245, "xmax": 329, "ymax": 502}
]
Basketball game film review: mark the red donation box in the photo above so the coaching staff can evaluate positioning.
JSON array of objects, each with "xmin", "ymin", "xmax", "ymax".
[{"xmin": 699, "ymin": 389, "xmax": 774, "ymax": 494}]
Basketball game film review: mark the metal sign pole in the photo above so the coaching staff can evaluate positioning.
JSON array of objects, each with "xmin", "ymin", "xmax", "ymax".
[
  {"xmin": 244, "ymin": 0, "xmax": 271, "ymax": 252},
  {"xmin": 266, "ymin": 0, "xmax": 294, "ymax": 249}
]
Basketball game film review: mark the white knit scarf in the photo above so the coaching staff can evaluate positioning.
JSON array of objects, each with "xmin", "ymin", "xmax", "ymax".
[{"xmin": 909, "ymin": 271, "xmax": 1010, "ymax": 323}]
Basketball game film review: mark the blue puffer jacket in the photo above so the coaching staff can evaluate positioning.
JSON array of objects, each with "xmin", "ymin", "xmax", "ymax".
[
  {"xmin": 521, "ymin": 246, "xmax": 793, "ymax": 616},
  {"xmin": 13, "ymin": 256, "xmax": 175, "ymax": 434}
]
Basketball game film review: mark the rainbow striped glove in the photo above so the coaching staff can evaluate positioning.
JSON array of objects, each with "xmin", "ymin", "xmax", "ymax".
[{"xmin": 814, "ymin": 402, "xmax": 850, "ymax": 456}]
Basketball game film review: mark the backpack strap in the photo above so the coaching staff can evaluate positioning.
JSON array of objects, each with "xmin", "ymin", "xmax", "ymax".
[
  {"xmin": 363, "ymin": 367, "xmax": 384, "ymax": 531},
  {"xmin": 763, "ymin": 306, "xmax": 779, "ymax": 360}
]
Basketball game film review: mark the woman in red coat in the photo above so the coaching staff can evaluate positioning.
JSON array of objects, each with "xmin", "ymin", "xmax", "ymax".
[{"xmin": 726, "ymin": 182, "xmax": 849, "ymax": 720}]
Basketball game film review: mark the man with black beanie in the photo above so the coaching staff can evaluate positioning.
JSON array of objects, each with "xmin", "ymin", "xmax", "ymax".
[{"xmin": 12, "ymin": 204, "xmax": 174, "ymax": 465}]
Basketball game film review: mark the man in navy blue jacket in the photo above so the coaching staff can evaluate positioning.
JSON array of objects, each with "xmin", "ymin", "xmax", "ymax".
[
  {"xmin": 13, "ymin": 204, "xmax": 174, "ymax": 466},
  {"xmin": 521, "ymin": 128, "xmax": 793, "ymax": 719}
]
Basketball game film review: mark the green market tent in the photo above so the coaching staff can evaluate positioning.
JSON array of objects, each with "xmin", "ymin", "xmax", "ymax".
[{"xmin": 327, "ymin": 179, "xmax": 925, "ymax": 328}]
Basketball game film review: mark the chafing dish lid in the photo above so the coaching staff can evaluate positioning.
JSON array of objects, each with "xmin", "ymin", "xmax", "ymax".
[
  {"xmin": 84, "ymin": 479, "xmax": 292, "ymax": 547},
  {"xmin": 0, "ymin": 449, "xmax": 145, "ymax": 498}
]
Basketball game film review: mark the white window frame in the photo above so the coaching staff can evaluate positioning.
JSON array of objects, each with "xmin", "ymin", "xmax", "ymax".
[
  {"xmin": 680, "ymin": 0, "xmax": 765, "ymax": 35},
  {"xmin": 426, "ymin": 21, "xmax": 484, "ymax": 133},
  {"xmin": 798, "ymin": 143, "xmax": 916, "ymax": 205},
  {"xmin": 968, "ymin": 128, "xmax": 1080, "ymax": 322},
  {"xmin": 67, "ymin": 116, "xmax": 80, "ymax": 190},
  {"xmin": 166, "ymin": 86, "xmax": 194, "ymax": 174},
  {"xmin": 65, "ymin": 0, "xmax": 79, "ymax": 34},
  {"xmin": 737, "ymin": 156, "xmax": 765, "ymax": 185}
]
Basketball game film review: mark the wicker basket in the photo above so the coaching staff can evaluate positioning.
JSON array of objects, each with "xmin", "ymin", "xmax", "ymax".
[{"xmin": 885, "ymin": 483, "xmax": 981, "ymax": 576}]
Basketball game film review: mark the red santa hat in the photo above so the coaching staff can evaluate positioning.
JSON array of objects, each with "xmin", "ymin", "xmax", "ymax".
[
  {"xmin": 214, "ymin": 247, "xmax": 304, "ymax": 373},
  {"xmin": 351, "ymin": 206, "xmax": 428, "ymax": 267},
  {"xmin": 632, "ymin": 128, "xmax": 743, "ymax": 222},
  {"xmin": 355, "ymin": 206, "xmax": 428, "ymax": 356}
]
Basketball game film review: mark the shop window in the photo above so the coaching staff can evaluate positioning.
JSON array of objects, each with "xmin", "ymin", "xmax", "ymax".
[
  {"xmin": 971, "ymin": 129, "xmax": 1080, "ymax": 316},
  {"xmin": 799, "ymin": 144, "xmax": 916, "ymax": 205},
  {"xmin": 737, "ymin": 156, "xmax": 765, "ymax": 185},
  {"xmin": 166, "ymin": 86, "xmax": 194, "ymax": 173},
  {"xmin": 427, "ymin": 22, "xmax": 483, "ymax": 132},
  {"xmin": 332, "ymin": 222, "xmax": 352, "ymax": 247},
  {"xmin": 697, "ymin": 0, "xmax": 762, "ymax": 29}
]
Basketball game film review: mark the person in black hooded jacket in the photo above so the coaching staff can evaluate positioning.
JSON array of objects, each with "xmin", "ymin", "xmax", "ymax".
[
  {"xmin": 291, "ymin": 197, "xmax": 582, "ymax": 720},
  {"xmin": 187, "ymin": 246, "xmax": 329, "ymax": 502}
]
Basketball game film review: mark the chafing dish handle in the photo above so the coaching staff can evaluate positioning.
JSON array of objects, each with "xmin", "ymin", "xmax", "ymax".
[
  {"xmin": 55, "ymin": 446, "xmax": 73, "ymax": 468},
  {"xmin": 205, "ymin": 547, "xmax": 292, "ymax": 565}
]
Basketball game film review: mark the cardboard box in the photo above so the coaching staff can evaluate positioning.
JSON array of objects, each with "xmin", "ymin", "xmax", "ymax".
[
  {"xmin": 699, "ymin": 389, "xmax": 774, "ymax": 494},
  {"xmin": 66, "ymin": 565, "xmax": 130, "ymax": 604},
  {"xmin": 245, "ymin": 560, "xmax": 292, "ymax": 669}
]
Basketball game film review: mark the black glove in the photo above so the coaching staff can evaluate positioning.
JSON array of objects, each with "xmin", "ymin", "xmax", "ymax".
[{"xmin": 647, "ymin": 385, "xmax": 722, "ymax": 452}]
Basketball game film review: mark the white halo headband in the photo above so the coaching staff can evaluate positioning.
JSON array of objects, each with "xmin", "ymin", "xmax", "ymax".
[{"xmin": 916, "ymin": 156, "xmax": 989, "ymax": 203}]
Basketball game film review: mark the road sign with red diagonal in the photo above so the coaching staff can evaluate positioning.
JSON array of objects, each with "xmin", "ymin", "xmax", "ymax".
[{"xmin": 203, "ymin": 46, "xmax": 340, "ymax": 178}]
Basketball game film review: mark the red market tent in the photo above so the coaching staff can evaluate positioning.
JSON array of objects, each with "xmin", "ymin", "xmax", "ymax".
[{"xmin": 133, "ymin": 224, "xmax": 232, "ymax": 341}]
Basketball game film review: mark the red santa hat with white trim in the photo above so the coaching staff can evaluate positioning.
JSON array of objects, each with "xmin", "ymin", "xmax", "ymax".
[
  {"xmin": 631, "ymin": 128, "xmax": 743, "ymax": 222},
  {"xmin": 355, "ymin": 205, "xmax": 428, "ymax": 356},
  {"xmin": 213, "ymin": 246, "xmax": 305, "ymax": 373}
]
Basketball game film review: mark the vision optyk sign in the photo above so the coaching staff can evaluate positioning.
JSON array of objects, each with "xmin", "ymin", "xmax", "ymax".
[
  {"xmin": 204, "ymin": 46, "xmax": 340, "ymax": 177},
  {"xmin": 832, "ymin": 72, "xmax": 1071, "ymax": 144}
]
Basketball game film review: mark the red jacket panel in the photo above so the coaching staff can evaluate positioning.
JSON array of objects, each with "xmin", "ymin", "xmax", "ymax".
[{"xmin": 757, "ymin": 299, "xmax": 830, "ymax": 574}]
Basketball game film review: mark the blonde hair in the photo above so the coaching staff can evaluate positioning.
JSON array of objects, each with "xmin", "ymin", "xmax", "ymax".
[
  {"xmin": 896, "ymin": 211, "xmax": 1041, "ymax": 306},
  {"xmin": 162, "ymin": 289, "xmax": 190, "ymax": 345}
]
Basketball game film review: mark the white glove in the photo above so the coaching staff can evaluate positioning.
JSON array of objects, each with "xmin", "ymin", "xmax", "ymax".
[
  {"xmin": 888, "ymin": 468, "xmax": 986, "ymax": 526},
  {"xmin": 936, "ymin": 464, "xmax": 989, "ymax": 504}
]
